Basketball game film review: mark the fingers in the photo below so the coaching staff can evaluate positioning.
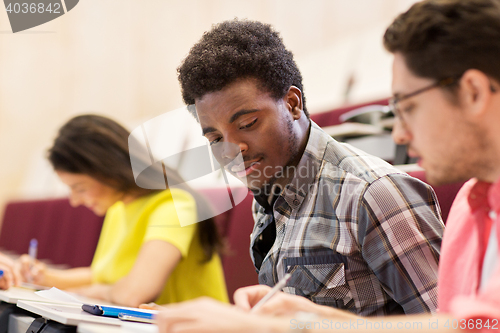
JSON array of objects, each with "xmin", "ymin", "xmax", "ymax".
[
  {"xmin": 157, "ymin": 310, "xmax": 197, "ymax": 333},
  {"xmin": 0, "ymin": 266, "xmax": 14, "ymax": 290},
  {"xmin": 16, "ymin": 254, "xmax": 45, "ymax": 284},
  {"xmin": 17, "ymin": 254, "xmax": 32, "ymax": 281},
  {"xmin": 11, "ymin": 265, "xmax": 22, "ymax": 287},
  {"xmin": 139, "ymin": 302, "xmax": 165, "ymax": 310},
  {"xmin": 155, "ymin": 298, "xmax": 276, "ymax": 333},
  {"xmin": 156, "ymin": 299, "xmax": 217, "ymax": 333},
  {"xmin": 0, "ymin": 254, "xmax": 17, "ymax": 290},
  {"xmin": 233, "ymin": 285, "xmax": 272, "ymax": 311},
  {"xmin": 30, "ymin": 264, "xmax": 46, "ymax": 284},
  {"xmin": 0, "ymin": 253, "xmax": 15, "ymax": 267},
  {"xmin": 156, "ymin": 299, "xmax": 239, "ymax": 333},
  {"xmin": 249, "ymin": 294, "xmax": 291, "ymax": 315}
]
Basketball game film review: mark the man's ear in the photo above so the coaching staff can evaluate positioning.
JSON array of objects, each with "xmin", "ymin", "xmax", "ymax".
[
  {"xmin": 460, "ymin": 69, "xmax": 495, "ymax": 119},
  {"xmin": 285, "ymin": 86, "xmax": 303, "ymax": 120}
]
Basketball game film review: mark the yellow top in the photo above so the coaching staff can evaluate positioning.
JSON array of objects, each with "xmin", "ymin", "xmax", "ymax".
[{"xmin": 90, "ymin": 189, "xmax": 228, "ymax": 304}]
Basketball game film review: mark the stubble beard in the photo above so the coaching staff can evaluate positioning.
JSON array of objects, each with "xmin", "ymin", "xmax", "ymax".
[
  {"xmin": 428, "ymin": 122, "xmax": 496, "ymax": 185},
  {"xmin": 252, "ymin": 116, "xmax": 300, "ymax": 197}
]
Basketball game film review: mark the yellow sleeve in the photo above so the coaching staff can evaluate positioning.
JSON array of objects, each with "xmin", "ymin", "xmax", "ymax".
[{"xmin": 143, "ymin": 189, "xmax": 197, "ymax": 258}]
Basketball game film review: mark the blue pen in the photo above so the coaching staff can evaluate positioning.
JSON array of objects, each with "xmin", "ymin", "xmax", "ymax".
[
  {"xmin": 28, "ymin": 239, "xmax": 38, "ymax": 283},
  {"xmin": 82, "ymin": 304, "xmax": 155, "ymax": 319},
  {"xmin": 29, "ymin": 239, "xmax": 38, "ymax": 261}
]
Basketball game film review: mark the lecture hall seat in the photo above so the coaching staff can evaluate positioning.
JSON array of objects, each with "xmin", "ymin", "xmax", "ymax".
[{"xmin": 0, "ymin": 198, "xmax": 104, "ymax": 268}]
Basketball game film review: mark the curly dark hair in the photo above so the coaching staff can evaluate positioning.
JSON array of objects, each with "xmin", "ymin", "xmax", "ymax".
[
  {"xmin": 384, "ymin": 0, "xmax": 500, "ymax": 85},
  {"xmin": 178, "ymin": 19, "xmax": 308, "ymax": 117}
]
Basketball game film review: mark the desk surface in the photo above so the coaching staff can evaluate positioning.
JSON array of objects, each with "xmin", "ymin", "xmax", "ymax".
[
  {"xmin": 17, "ymin": 300, "xmax": 123, "ymax": 326},
  {"xmin": 0, "ymin": 287, "xmax": 52, "ymax": 304},
  {"xmin": 77, "ymin": 323, "xmax": 121, "ymax": 333},
  {"xmin": 78, "ymin": 322, "xmax": 158, "ymax": 333}
]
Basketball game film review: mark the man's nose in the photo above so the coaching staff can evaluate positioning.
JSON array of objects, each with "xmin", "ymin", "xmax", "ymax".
[
  {"xmin": 391, "ymin": 117, "xmax": 412, "ymax": 146},
  {"xmin": 225, "ymin": 141, "xmax": 248, "ymax": 160},
  {"xmin": 212, "ymin": 142, "xmax": 243, "ymax": 163}
]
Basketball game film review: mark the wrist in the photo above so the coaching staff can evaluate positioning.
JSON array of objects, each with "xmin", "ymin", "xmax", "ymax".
[
  {"xmin": 287, "ymin": 312, "xmax": 320, "ymax": 333},
  {"xmin": 262, "ymin": 316, "xmax": 293, "ymax": 333}
]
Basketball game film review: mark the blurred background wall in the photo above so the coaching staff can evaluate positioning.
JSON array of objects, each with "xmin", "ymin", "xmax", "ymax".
[{"xmin": 0, "ymin": 0, "xmax": 419, "ymax": 217}]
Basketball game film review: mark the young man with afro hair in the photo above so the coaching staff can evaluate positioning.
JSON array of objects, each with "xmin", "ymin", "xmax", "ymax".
[{"xmin": 176, "ymin": 19, "xmax": 444, "ymax": 317}]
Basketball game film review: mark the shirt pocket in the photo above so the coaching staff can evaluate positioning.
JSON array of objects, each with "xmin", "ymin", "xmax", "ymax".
[{"xmin": 284, "ymin": 254, "xmax": 353, "ymax": 308}]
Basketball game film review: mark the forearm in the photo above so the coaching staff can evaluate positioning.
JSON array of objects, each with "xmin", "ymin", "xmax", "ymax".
[
  {"xmin": 69, "ymin": 280, "xmax": 157, "ymax": 307},
  {"xmin": 76, "ymin": 240, "xmax": 181, "ymax": 307},
  {"xmin": 108, "ymin": 276, "xmax": 159, "ymax": 307},
  {"xmin": 42, "ymin": 267, "xmax": 92, "ymax": 289}
]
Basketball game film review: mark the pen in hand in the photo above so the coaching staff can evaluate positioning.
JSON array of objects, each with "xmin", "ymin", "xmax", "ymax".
[
  {"xmin": 28, "ymin": 238, "xmax": 38, "ymax": 283},
  {"xmin": 250, "ymin": 273, "xmax": 292, "ymax": 312},
  {"xmin": 0, "ymin": 270, "xmax": 6, "ymax": 290}
]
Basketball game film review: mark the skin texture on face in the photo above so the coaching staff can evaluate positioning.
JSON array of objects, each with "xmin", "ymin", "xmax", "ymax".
[
  {"xmin": 56, "ymin": 171, "xmax": 127, "ymax": 216},
  {"xmin": 195, "ymin": 78, "xmax": 309, "ymax": 193},
  {"xmin": 391, "ymin": 53, "xmax": 495, "ymax": 185}
]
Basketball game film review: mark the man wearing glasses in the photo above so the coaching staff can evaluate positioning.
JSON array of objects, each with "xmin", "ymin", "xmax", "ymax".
[
  {"xmin": 387, "ymin": 0, "xmax": 500, "ymax": 325},
  {"xmin": 154, "ymin": 0, "xmax": 499, "ymax": 332}
]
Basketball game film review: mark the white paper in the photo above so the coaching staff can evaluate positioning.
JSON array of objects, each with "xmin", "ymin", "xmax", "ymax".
[{"xmin": 35, "ymin": 287, "xmax": 84, "ymax": 305}]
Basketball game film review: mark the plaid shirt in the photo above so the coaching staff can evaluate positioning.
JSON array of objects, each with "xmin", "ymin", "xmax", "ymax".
[{"xmin": 250, "ymin": 121, "xmax": 444, "ymax": 316}]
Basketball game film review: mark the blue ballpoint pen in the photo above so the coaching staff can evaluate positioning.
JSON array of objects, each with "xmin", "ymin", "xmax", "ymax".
[
  {"xmin": 28, "ymin": 238, "xmax": 38, "ymax": 283},
  {"xmin": 82, "ymin": 304, "xmax": 155, "ymax": 319}
]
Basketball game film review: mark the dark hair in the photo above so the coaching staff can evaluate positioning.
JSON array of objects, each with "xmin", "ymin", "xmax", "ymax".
[
  {"xmin": 48, "ymin": 114, "xmax": 224, "ymax": 262},
  {"xmin": 384, "ymin": 0, "xmax": 500, "ymax": 88},
  {"xmin": 178, "ymin": 19, "xmax": 308, "ymax": 117}
]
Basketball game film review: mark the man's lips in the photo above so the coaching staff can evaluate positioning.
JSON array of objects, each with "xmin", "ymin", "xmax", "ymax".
[
  {"xmin": 227, "ymin": 158, "xmax": 262, "ymax": 177},
  {"xmin": 407, "ymin": 147, "xmax": 420, "ymax": 159},
  {"xmin": 406, "ymin": 147, "xmax": 422, "ymax": 166}
]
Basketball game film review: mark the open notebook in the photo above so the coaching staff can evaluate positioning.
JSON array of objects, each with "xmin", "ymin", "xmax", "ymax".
[{"xmin": 15, "ymin": 287, "xmax": 158, "ymax": 331}]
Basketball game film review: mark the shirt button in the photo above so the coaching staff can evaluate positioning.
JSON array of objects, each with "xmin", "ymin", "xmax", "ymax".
[
  {"xmin": 293, "ymin": 199, "xmax": 300, "ymax": 205},
  {"xmin": 258, "ymin": 222, "xmax": 264, "ymax": 228}
]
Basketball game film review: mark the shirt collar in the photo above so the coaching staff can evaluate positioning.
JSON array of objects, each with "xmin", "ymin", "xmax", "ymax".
[
  {"xmin": 488, "ymin": 178, "xmax": 500, "ymax": 214},
  {"xmin": 253, "ymin": 120, "xmax": 330, "ymax": 212},
  {"xmin": 279, "ymin": 121, "xmax": 328, "ymax": 210},
  {"xmin": 468, "ymin": 177, "xmax": 500, "ymax": 214}
]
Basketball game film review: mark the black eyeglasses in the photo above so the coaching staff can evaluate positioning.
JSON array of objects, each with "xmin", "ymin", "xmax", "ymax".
[{"xmin": 389, "ymin": 77, "xmax": 457, "ymax": 117}]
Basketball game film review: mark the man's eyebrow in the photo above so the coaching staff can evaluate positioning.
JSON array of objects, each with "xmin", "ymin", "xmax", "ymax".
[
  {"xmin": 229, "ymin": 109, "xmax": 258, "ymax": 124},
  {"xmin": 202, "ymin": 127, "xmax": 217, "ymax": 136},
  {"xmin": 201, "ymin": 109, "xmax": 259, "ymax": 136}
]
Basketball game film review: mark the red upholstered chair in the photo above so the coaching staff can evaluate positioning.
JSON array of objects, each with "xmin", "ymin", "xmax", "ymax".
[
  {"xmin": 199, "ymin": 188, "xmax": 259, "ymax": 303},
  {"xmin": 407, "ymin": 170, "xmax": 465, "ymax": 224},
  {"xmin": 219, "ymin": 191, "xmax": 258, "ymax": 303},
  {"xmin": 0, "ymin": 198, "xmax": 104, "ymax": 268},
  {"xmin": 310, "ymin": 98, "xmax": 390, "ymax": 127}
]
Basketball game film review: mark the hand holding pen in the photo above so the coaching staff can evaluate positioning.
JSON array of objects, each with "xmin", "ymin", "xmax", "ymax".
[
  {"xmin": 28, "ymin": 238, "xmax": 37, "ymax": 283},
  {"xmin": 0, "ymin": 252, "xmax": 21, "ymax": 289},
  {"xmin": 17, "ymin": 239, "xmax": 47, "ymax": 285},
  {"xmin": 250, "ymin": 273, "xmax": 292, "ymax": 312},
  {"xmin": 234, "ymin": 273, "xmax": 326, "ymax": 316},
  {"xmin": 232, "ymin": 273, "xmax": 295, "ymax": 314}
]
